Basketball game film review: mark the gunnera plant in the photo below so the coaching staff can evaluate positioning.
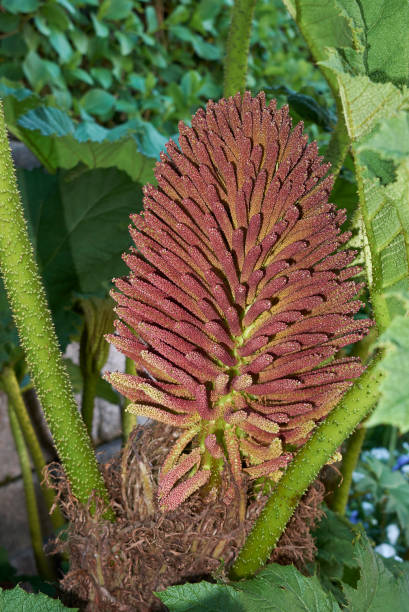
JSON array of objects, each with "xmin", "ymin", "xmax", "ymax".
[
  {"xmin": 106, "ymin": 92, "xmax": 371, "ymax": 511},
  {"xmin": 57, "ymin": 92, "xmax": 372, "ymax": 610}
]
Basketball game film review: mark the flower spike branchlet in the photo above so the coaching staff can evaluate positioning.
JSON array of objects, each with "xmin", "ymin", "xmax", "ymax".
[{"xmin": 106, "ymin": 93, "xmax": 372, "ymax": 512}]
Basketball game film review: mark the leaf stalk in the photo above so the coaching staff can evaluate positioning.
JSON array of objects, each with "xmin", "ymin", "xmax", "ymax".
[
  {"xmin": 7, "ymin": 401, "xmax": 56, "ymax": 581},
  {"xmin": 223, "ymin": 0, "xmax": 257, "ymax": 97},
  {"xmin": 330, "ymin": 425, "xmax": 366, "ymax": 516},
  {"xmin": 1, "ymin": 366, "xmax": 65, "ymax": 529},
  {"xmin": 0, "ymin": 102, "xmax": 113, "ymax": 518}
]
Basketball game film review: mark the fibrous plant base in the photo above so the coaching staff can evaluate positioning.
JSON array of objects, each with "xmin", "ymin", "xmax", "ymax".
[{"xmin": 49, "ymin": 422, "xmax": 325, "ymax": 611}]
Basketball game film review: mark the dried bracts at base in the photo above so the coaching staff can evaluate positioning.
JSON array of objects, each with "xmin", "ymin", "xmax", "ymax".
[
  {"xmin": 54, "ymin": 423, "xmax": 326, "ymax": 611},
  {"xmin": 105, "ymin": 92, "xmax": 372, "ymax": 511}
]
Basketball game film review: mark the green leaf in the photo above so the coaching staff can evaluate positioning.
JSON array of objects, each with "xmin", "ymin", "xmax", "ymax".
[
  {"xmin": 336, "ymin": 0, "xmax": 409, "ymax": 87},
  {"xmin": 98, "ymin": 0, "xmax": 133, "ymax": 21},
  {"xmin": 22, "ymin": 51, "xmax": 50, "ymax": 91},
  {"xmin": 323, "ymin": 30, "xmax": 409, "ymax": 331},
  {"xmin": 90, "ymin": 67, "xmax": 113, "ymax": 89},
  {"xmin": 0, "ymin": 82, "xmax": 37, "ymax": 124},
  {"xmin": 158, "ymin": 564, "xmax": 341, "ymax": 611},
  {"xmin": 16, "ymin": 166, "xmax": 144, "ymax": 347},
  {"xmin": 238, "ymin": 566, "xmax": 341, "ymax": 611},
  {"xmin": 191, "ymin": 37, "xmax": 221, "ymax": 61},
  {"xmin": 40, "ymin": 3, "xmax": 71, "ymax": 31},
  {"xmin": 115, "ymin": 31, "xmax": 134, "ymax": 56},
  {"xmin": 22, "ymin": 51, "xmax": 65, "ymax": 92},
  {"xmin": 2, "ymin": 0, "xmax": 40, "ymax": 13},
  {"xmin": 34, "ymin": 15, "xmax": 51, "ymax": 36},
  {"xmin": 80, "ymin": 88, "xmax": 116, "ymax": 116},
  {"xmin": 170, "ymin": 26, "xmax": 221, "ymax": 60},
  {"xmin": 133, "ymin": 120, "xmax": 169, "ymax": 160},
  {"xmin": 49, "ymin": 30, "xmax": 73, "ymax": 64},
  {"xmin": 0, "ymin": 13, "xmax": 20, "ymax": 33},
  {"xmin": 165, "ymin": 5, "xmax": 190, "ymax": 26},
  {"xmin": 344, "ymin": 534, "xmax": 409, "ymax": 611},
  {"xmin": 0, "ymin": 584, "xmax": 77, "ymax": 610},
  {"xmin": 366, "ymin": 294, "xmax": 409, "ymax": 432},
  {"xmin": 74, "ymin": 120, "xmax": 109, "ymax": 143},
  {"xmin": 16, "ymin": 128, "xmax": 154, "ymax": 182},
  {"xmin": 91, "ymin": 14, "xmax": 109, "ymax": 38},
  {"xmin": 285, "ymin": 0, "xmax": 355, "ymax": 98},
  {"xmin": 32, "ymin": 132, "xmax": 153, "ymax": 181},
  {"xmin": 180, "ymin": 70, "xmax": 202, "ymax": 99},
  {"xmin": 146, "ymin": 6, "xmax": 158, "ymax": 33},
  {"xmin": 360, "ymin": 112, "xmax": 409, "ymax": 162},
  {"xmin": 287, "ymin": 92, "xmax": 335, "ymax": 130},
  {"xmin": 128, "ymin": 73, "xmax": 145, "ymax": 93},
  {"xmin": 313, "ymin": 510, "xmax": 360, "ymax": 603},
  {"xmin": 26, "ymin": 167, "xmax": 144, "ymax": 296},
  {"xmin": 293, "ymin": 0, "xmax": 354, "ymax": 64},
  {"xmin": 69, "ymin": 67, "xmax": 94, "ymax": 86},
  {"xmin": 159, "ymin": 526, "xmax": 409, "ymax": 612},
  {"xmin": 18, "ymin": 106, "xmax": 75, "ymax": 137},
  {"xmin": 57, "ymin": 0, "xmax": 76, "ymax": 16},
  {"xmin": 294, "ymin": 0, "xmax": 409, "ymax": 88},
  {"xmin": 157, "ymin": 582, "xmax": 245, "ymax": 611},
  {"xmin": 69, "ymin": 30, "xmax": 88, "ymax": 54}
]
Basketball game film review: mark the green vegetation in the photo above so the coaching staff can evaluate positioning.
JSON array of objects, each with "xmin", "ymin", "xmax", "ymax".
[{"xmin": 0, "ymin": 0, "xmax": 408, "ymax": 608}]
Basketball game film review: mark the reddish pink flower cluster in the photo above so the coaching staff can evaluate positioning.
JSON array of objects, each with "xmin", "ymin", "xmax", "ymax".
[{"xmin": 106, "ymin": 92, "xmax": 372, "ymax": 511}]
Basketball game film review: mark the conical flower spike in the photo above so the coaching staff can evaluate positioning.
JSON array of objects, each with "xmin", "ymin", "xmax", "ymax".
[{"xmin": 106, "ymin": 92, "xmax": 372, "ymax": 511}]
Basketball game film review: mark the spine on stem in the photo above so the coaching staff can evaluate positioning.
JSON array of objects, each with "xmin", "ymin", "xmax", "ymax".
[{"xmin": 0, "ymin": 103, "xmax": 113, "ymax": 517}]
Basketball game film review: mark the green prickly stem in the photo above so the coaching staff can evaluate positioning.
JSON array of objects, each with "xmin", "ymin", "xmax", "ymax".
[
  {"xmin": 229, "ymin": 353, "xmax": 384, "ymax": 580},
  {"xmin": 223, "ymin": 0, "xmax": 257, "ymax": 97},
  {"xmin": 0, "ymin": 102, "xmax": 114, "ymax": 518},
  {"xmin": 7, "ymin": 400, "xmax": 56, "ymax": 581},
  {"xmin": 1, "ymin": 366, "xmax": 65, "ymax": 530}
]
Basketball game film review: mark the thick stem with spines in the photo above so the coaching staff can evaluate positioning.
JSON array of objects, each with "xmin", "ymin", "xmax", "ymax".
[
  {"xmin": 1, "ymin": 366, "xmax": 65, "ymax": 529},
  {"xmin": 0, "ymin": 102, "xmax": 113, "ymax": 517},
  {"xmin": 223, "ymin": 0, "xmax": 256, "ymax": 97},
  {"xmin": 230, "ymin": 353, "xmax": 383, "ymax": 580},
  {"xmin": 8, "ymin": 401, "xmax": 56, "ymax": 581}
]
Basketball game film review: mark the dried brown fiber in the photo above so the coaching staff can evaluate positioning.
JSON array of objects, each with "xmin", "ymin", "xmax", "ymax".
[{"xmin": 47, "ymin": 422, "xmax": 325, "ymax": 611}]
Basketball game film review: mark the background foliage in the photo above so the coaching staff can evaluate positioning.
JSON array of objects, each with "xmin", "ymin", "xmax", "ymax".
[
  {"xmin": 1, "ymin": 0, "xmax": 409, "ymax": 608},
  {"xmin": 0, "ymin": 0, "xmax": 330, "ymax": 137}
]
